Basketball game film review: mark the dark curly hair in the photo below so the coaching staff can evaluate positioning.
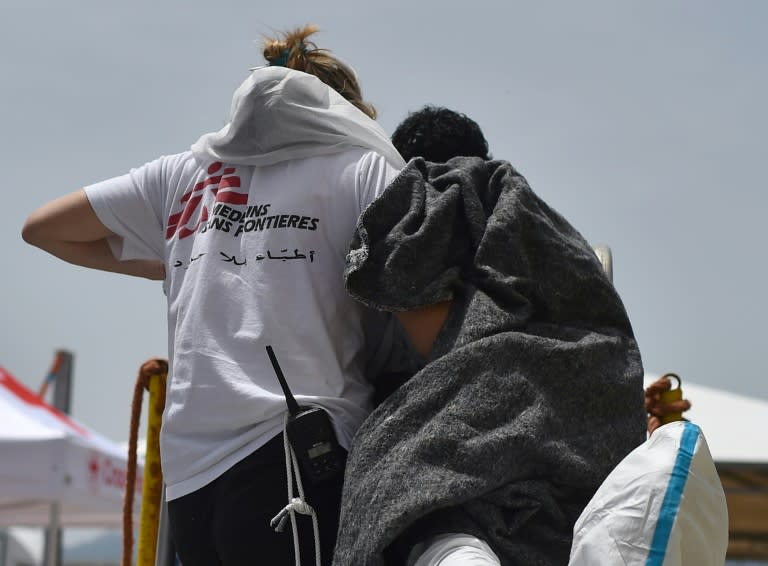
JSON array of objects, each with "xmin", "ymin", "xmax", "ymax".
[{"xmin": 391, "ymin": 105, "xmax": 490, "ymax": 163}]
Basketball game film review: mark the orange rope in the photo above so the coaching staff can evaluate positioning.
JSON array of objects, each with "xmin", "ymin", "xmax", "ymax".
[
  {"xmin": 122, "ymin": 359, "xmax": 168, "ymax": 566},
  {"xmin": 38, "ymin": 351, "xmax": 66, "ymax": 399}
]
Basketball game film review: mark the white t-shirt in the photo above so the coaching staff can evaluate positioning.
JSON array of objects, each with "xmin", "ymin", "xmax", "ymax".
[{"xmin": 85, "ymin": 148, "xmax": 400, "ymax": 500}]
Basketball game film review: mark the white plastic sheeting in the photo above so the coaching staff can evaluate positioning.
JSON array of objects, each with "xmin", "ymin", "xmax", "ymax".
[{"xmin": 569, "ymin": 421, "xmax": 728, "ymax": 566}]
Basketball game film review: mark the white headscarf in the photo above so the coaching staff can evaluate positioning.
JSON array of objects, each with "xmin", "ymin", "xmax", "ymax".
[{"xmin": 192, "ymin": 66, "xmax": 404, "ymax": 169}]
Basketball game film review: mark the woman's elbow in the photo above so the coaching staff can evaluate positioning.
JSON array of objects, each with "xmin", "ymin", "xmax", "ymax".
[
  {"xmin": 22, "ymin": 190, "xmax": 100, "ymax": 249},
  {"xmin": 21, "ymin": 212, "xmax": 48, "ymax": 248}
]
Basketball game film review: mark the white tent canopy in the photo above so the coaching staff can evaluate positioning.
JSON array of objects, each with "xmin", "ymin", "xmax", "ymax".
[
  {"xmin": 0, "ymin": 365, "xmax": 141, "ymax": 527},
  {"xmin": 644, "ymin": 375, "xmax": 768, "ymax": 464}
]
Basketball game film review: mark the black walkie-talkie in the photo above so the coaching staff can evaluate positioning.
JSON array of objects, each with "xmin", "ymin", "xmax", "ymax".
[{"xmin": 265, "ymin": 345, "xmax": 346, "ymax": 484}]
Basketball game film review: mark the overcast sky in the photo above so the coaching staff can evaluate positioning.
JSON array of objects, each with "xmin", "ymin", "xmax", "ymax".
[{"xmin": 2, "ymin": 0, "xmax": 766, "ymax": 443}]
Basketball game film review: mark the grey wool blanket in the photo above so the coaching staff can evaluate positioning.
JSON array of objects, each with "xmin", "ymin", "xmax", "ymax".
[{"xmin": 333, "ymin": 157, "xmax": 646, "ymax": 566}]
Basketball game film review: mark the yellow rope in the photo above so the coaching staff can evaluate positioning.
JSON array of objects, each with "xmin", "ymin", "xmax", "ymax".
[
  {"xmin": 138, "ymin": 372, "xmax": 167, "ymax": 566},
  {"xmin": 123, "ymin": 359, "xmax": 168, "ymax": 566}
]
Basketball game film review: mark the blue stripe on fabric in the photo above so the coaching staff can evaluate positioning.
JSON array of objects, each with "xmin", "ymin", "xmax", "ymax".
[{"xmin": 645, "ymin": 421, "xmax": 700, "ymax": 566}]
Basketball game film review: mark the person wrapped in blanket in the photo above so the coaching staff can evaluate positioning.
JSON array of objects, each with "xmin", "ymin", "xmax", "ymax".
[{"xmin": 332, "ymin": 106, "xmax": 648, "ymax": 566}]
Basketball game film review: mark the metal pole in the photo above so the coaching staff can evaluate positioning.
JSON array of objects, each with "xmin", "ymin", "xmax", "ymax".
[
  {"xmin": 43, "ymin": 504, "xmax": 61, "ymax": 566},
  {"xmin": 155, "ymin": 494, "xmax": 176, "ymax": 566},
  {"xmin": 0, "ymin": 529, "xmax": 8, "ymax": 566},
  {"xmin": 44, "ymin": 349, "xmax": 74, "ymax": 566},
  {"xmin": 51, "ymin": 351, "xmax": 73, "ymax": 414}
]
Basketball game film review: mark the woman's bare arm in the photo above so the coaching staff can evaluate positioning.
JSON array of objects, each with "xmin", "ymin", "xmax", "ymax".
[{"xmin": 22, "ymin": 189, "xmax": 165, "ymax": 280}]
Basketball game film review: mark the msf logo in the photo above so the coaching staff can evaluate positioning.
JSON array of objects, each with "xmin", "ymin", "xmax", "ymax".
[{"xmin": 166, "ymin": 162, "xmax": 246, "ymax": 240}]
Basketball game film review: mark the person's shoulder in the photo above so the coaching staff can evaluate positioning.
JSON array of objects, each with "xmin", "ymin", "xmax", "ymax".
[
  {"xmin": 314, "ymin": 148, "xmax": 374, "ymax": 167},
  {"xmin": 149, "ymin": 150, "xmax": 220, "ymax": 185},
  {"xmin": 282, "ymin": 150, "xmax": 401, "ymax": 193},
  {"xmin": 310, "ymin": 148, "xmax": 395, "ymax": 167},
  {"xmin": 293, "ymin": 148, "xmax": 388, "ymax": 179},
  {"xmin": 158, "ymin": 150, "xmax": 199, "ymax": 171},
  {"xmin": 131, "ymin": 150, "xmax": 198, "ymax": 176},
  {"xmin": 349, "ymin": 150, "xmax": 404, "ymax": 181}
]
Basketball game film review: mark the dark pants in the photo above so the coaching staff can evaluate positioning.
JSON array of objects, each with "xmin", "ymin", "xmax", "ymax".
[{"xmin": 168, "ymin": 434, "xmax": 345, "ymax": 566}]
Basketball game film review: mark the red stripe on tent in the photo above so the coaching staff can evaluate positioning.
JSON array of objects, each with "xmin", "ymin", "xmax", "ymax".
[{"xmin": 0, "ymin": 366, "xmax": 89, "ymax": 437}]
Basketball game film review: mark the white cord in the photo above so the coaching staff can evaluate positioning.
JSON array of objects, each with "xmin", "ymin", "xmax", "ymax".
[{"xmin": 270, "ymin": 413, "xmax": 322, "ymax": 566}]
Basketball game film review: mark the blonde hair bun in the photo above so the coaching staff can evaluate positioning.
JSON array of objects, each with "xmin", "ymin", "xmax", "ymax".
[{"xmin": 262, "ymin": 25, "xmax": 377, "ymax": 119}]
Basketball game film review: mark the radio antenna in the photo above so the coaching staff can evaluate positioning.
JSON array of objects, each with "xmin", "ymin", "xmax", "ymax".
[{"xmin": 265, "ymin": 345, "xmax": 301, "ymax": 416}]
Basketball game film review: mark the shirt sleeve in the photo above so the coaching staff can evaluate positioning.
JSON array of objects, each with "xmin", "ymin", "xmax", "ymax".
[
  {"xmin": 83, "ymin": 156, "xmax": 169, "ymax": 262},
  {"xmin": 355, "ymin": 151, "xmax": 402, "ymax": 215}
]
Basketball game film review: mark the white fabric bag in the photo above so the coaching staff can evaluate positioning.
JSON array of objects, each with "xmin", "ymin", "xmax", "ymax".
[
  {"xmin": 410, "ymin": 534, "xmax": 501, "ymax": 566},
  {"xmin": 568, "ymin": 421, "xmax": 728, "ymax": 566}
]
